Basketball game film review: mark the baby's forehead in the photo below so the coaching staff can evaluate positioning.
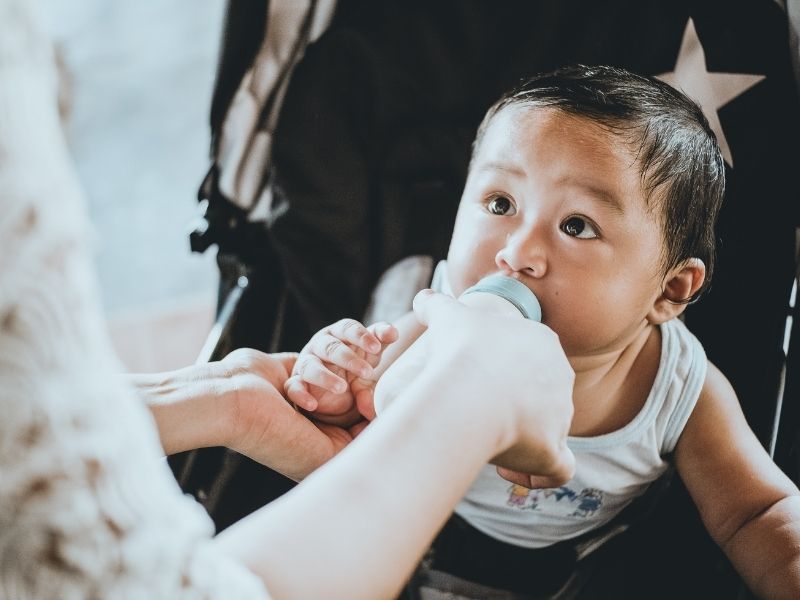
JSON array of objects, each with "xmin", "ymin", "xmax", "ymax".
[
  {"xmin": 472, "ymin": 105, "xmax": 658, "ymax": 208},
  {"xmin": 478, "ymin": 105, "xmax": 644, "ymax": 174},
  {"xmin": 490, "ymin": 104, "xmax": 630, "ymax": 146}
]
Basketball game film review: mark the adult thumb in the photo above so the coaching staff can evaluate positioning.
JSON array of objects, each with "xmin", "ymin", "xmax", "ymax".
[{"xmin": 411, "ymin": 289, "xmax": 460, "ymax": 326}]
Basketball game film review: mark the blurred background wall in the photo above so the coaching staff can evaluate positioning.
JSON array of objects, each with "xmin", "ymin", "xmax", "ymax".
[{"xmin": 39, "ymin": 0, "xmax": 225, "ymax": 371}]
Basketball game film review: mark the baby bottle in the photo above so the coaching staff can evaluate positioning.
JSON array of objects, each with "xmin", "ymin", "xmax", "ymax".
[{"xmin": 373, "ymin": 274, "xmax": 542, "ymax": 414}]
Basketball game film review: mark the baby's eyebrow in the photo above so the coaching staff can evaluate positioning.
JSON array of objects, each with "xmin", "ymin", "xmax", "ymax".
[
  {"xmin": 477, "ymin": 161, "xmax": 526, "ymax": 178},
  {"xmin": 475, "ymin": 163, "xmax": 627, "ymax": 214},
  {"xmin": 559, "ymin": 177, "xmax": 625, "ymax": 214}
]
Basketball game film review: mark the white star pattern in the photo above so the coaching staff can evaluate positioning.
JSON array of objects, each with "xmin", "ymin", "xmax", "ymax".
[{"xmin": 657, "ymin": 18, "xmax": 764, "ymax": 167}]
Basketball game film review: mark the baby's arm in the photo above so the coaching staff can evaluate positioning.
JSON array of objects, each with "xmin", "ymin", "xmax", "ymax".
[
  {"xmin": 285, "ymin": 312, "xmax": 425, "ymax": 424},
  {"xmin": 674, "ymin": 361, "xmax": 800, "ymax": 599}
]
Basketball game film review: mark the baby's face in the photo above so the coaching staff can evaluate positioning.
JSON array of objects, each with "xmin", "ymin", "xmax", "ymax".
[{"xmin": 446, "ymin": 106, "xmax": 667, "ymax": 358}]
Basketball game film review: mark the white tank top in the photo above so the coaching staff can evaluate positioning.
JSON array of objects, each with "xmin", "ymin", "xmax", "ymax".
[{"xmin": 432, "ymin": 261, "xmax": 707, "ymax": 549}]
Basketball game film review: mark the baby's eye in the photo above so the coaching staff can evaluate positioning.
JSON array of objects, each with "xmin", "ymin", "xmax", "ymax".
[
  {"xmin": 486, "ymin": 195, "xmax": 516, "ymax": 216},
  {"xmin": 561, "ymin": 216, "xmax": 599, "ymax": 239}
]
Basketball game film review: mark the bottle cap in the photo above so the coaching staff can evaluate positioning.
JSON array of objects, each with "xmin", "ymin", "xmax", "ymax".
[{"xmin": 461, "ymin": 274, "xmax": 542, "ymax": 321}]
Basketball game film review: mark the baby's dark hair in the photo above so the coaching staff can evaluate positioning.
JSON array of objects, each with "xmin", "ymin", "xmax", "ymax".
[{"xmin": 472, "ymin": 64, "xmax": 725, "ymax": 299}]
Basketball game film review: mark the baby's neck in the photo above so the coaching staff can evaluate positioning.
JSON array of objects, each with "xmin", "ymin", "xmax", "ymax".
[{"xmin": 567, "ymin": 323, "xmax": 661, "ymax": 437}]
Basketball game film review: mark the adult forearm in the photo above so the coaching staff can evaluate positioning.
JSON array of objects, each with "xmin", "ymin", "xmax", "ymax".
[
  {"xmin": 724, "ymin": 495, "xmax": 800, "ymax": 599},
  {"xmin": 214, "ymin": 366, "xmax": 504, "ymax": 600},
  {"xmin": 130, "ymin": 364, "xmax": 232, "ymax": 455}
]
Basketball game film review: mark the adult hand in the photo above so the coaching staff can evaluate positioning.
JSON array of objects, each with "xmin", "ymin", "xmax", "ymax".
[
  {"xmin": 218, "ymin": 290, "xmax": 577, "ymax": 599},
  {"xmin": 135, "ymin": 349, "xmax": 354, "ymax": 481},
  {"xmin": 412, "ymin": 289, "xmax": 576, "ymax": 488},
  {"xmin": 218, "ymin": 349, "xmax": 356, "ymax": 478}
]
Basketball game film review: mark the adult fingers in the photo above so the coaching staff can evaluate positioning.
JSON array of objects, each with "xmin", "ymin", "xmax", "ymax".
[
  {"xmin": 496, "ymin": 468, "xmax": 571, "ymax": 491},
  {"xmin": 496, "ymin": 444, "xmax": 575, "ymax": 490},
  {"xmin": 411, "ymin": 289, "xmax": 462, "ymax": 327},
  {"xmin": 349, "ymin": 419, "xmax": 370, "ymax": 438},
  {"xmin": 495, "ymin": 467, "xmax": 536, "ymax": 488}
]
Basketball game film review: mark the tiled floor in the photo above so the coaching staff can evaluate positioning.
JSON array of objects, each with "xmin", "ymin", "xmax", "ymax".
[{"xmin": 40, "ymin": 0, "xmax": 225, "ymax": 372}]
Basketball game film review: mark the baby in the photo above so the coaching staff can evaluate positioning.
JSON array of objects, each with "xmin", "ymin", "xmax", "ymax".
[{"xmin": 284, "ymin": 65, "xmax": 800, "ymax": 598}]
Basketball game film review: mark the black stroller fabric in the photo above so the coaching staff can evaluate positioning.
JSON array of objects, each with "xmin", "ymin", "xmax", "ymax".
[
  {"xmin": 268, "ymin": 0, "xmax": 799, "ymax": 443},
  {"xmin": 180, "ymin": 1, "xmax": 800, "ymax": 597}
]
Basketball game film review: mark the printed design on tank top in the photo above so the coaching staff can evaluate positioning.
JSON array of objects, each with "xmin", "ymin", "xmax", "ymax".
[{"xmin": 506, "ymin": 484, "xmax": 605, "ymax": 517}]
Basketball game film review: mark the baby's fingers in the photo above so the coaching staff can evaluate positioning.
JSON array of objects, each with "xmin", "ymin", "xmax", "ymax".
[
  {"xmin": 327, "ymin": 318, "xmax": 383, "ymax": 356},
  {"xmin": 309, "ymin": 335, "xmax": 373, "ymax": 379},
  {"xmin": 359, "ymin": 322, "xmax": 399, "ymax": 369},
  {"xmin": 292, "ymin": 354, "xmax": 348, "ymax": 394},
  {"xmin": 284, "ymin": 376, "xmax": 318, "ymax": 411},
  {"xmin": 367, "ymin": 321, "xmax": 399, "ymax": 346}
]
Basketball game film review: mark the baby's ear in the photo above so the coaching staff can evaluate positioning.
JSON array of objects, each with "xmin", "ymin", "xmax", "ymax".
[{"xmin": 648, "ymin": 258, "xmax": 706, "ymax": 324}]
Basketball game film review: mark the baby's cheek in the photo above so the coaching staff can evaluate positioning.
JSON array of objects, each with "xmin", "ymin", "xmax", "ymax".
[
  {"xmin": 448, "ymin": 241, "xmax": 497, "ymax": 287},
  {"xmin": 443, "ymin": 261, "xmax": 470, "ymax": 296}
]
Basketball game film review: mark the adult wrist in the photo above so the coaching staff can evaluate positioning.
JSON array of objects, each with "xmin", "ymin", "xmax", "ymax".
[
  {"xmin": 194, "ymin": 360, "xmax": 244, "ymax": 451},
  {"xmin": 133, "ymin": 362, "xmax": 234, "ymax": 455},
  {"xmin": 408, "ymin": 349, "xmax": 517, "ymax": 459}
]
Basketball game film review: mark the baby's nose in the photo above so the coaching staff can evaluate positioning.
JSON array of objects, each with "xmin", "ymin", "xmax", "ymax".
[{"xmin": 495, "ymin": 241, "xmax": 547, "ymax": 278}]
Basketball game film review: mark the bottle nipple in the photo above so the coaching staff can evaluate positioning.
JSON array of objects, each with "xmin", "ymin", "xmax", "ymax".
[{"xmin": 460, "ymin": 274, "xmax": 542, "ymax": 321}]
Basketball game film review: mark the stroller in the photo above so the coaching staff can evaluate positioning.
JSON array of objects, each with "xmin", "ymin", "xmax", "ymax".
[{"xmin": 171, "ymin": 1, "xmax": 800, "ymax": 597}]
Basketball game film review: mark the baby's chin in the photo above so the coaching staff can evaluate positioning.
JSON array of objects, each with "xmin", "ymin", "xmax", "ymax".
[{"xmin": 539, "ymin": 319, "xmax": 587, "ymax": 354}]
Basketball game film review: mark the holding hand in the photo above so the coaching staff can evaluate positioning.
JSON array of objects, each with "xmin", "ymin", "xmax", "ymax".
[
  {"xmin": 284, "ymin": 319, "xmax": 398, "ymax": 424},
  {"xmin": 412, "ymin": 290, "xmax": 576, "ymax": 489},
  {"xmin": 137, "ymin": 348, "xmax": 357, "ymax": 480}
]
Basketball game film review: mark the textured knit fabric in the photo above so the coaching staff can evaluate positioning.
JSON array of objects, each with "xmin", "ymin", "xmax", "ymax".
[
  {"xmin": 0, "ymin": 1, "xmax": 269, "ymax": 597},
  {"xmin": 432, "ymin": 261, "xmax": 706, "ymax": 549}
]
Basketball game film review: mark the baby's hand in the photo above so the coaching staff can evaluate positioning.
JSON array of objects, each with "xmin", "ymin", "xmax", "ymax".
[{"xmin": 285, "ymin": 319, "xmax": 398, "ymax": 424}]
